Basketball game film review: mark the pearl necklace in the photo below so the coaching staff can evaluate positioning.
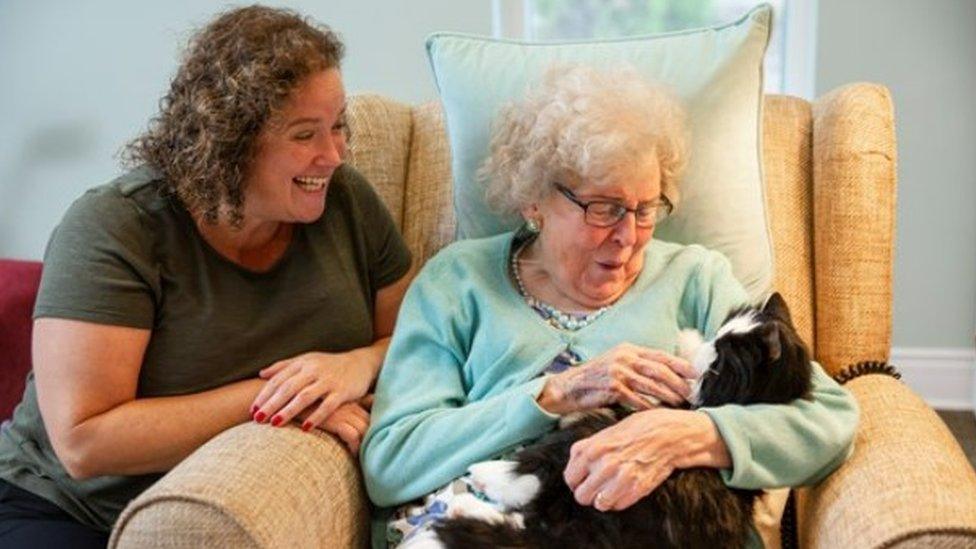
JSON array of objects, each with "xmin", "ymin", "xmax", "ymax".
[{"xmin": 511, "ymin": 242, "xmax": 610, "ymax": 331}]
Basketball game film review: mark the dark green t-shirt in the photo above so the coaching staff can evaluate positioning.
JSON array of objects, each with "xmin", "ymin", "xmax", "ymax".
[{"xmin": 0, "ymin": 164, "xmax": 412, "ymax": 531}]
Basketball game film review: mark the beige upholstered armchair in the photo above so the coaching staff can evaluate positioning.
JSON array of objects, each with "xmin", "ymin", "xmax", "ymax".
[{"xmin": 109, "ymin": 85, "xmax": 976, "ymax": 548}]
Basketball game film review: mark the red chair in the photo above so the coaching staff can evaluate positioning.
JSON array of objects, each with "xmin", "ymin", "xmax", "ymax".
[{"xmin": 0, "ymin": 259, "xmax": 42, "ymax": 420}]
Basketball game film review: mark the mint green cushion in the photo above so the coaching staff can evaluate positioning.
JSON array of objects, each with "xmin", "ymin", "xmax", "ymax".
[{"xmin": 426, "ymin": 4, "xmax": 774, "ymax": 299}]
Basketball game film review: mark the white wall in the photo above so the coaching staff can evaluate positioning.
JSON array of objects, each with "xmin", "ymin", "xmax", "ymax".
[
  {"xmin": 816, "ymin": 0, "xmax": 976, "ymax": 351},
  {"xmin": 0, "ymin": 0, "xmax": 488, "ymax": 261}
]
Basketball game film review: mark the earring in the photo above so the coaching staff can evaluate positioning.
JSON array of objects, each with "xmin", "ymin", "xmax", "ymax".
[{"xmin": 526, "ymin": 218, "xmax": 541, "ymax": 233}]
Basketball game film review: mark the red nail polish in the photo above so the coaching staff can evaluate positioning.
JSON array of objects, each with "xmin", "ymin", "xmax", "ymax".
[
  {"xmin": 271, "ymin": 415, "xmax": 283, "ymax": 427},
  {"xmin": 302, "ymin": 421, "xmax": 312, "ymax": 432},
  {"xmin": 254, "ymin": 411, "xmax": 266, "ymax": 423},
  {"xmin": 250, "ymin": 404, "xmax": 259, "ymax": 415}
]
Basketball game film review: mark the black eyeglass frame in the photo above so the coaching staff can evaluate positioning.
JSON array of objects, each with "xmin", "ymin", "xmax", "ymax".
[{"xmin": 553, "ymin": 182, "xmax": 673, "ymax": 228}]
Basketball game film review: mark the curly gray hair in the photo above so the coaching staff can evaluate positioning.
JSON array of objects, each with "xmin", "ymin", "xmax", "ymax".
[
  {"xmin": 481, "ymin": 65, "xmax": 689, "ymax": 217},
  {"xmin": 123, "ymin": 5, "xmax": 344, "ymax": 226}
]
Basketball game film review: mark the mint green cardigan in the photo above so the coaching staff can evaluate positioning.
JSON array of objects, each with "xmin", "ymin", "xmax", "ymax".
[{"xmin": 361, "ymin": 233, "xmax": 858, "ymax": 544}]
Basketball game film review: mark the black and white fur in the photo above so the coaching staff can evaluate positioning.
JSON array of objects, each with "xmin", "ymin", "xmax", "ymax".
[{"xmin": 431, "ymin": 292, "xmax": 812, "ymax": 549}]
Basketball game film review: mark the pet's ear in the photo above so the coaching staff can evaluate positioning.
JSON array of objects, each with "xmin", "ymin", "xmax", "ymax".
[
  {"xmin": 759, "ymin": 323, "xmax": 782, "ymax": 362},
  {"xmin": 762, "ymin": 292, "xmax": 793, "ymax": 325}
]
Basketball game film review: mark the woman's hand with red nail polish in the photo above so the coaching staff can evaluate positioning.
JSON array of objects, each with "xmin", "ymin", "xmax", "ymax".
[{"xmin": 250, "ymin": 350, "xmax": 373, "ymax": 432}]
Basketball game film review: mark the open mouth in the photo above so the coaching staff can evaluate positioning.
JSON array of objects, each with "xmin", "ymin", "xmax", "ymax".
[
  {"xmin": 597, "ymin": 261, "xmax": 625, "ymax": 271},
  {"xmin": 293, "ymin": 176, "xmax": 329, "ymax": 192}
]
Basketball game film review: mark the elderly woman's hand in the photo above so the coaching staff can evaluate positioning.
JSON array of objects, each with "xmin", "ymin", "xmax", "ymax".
[
  {"xmin": 251, "ymin": 350, "xmax": 374, "ymax": 431},
  {"xmin": 537, "ymin": 343, "xmax": 695, "ymax": 415},
  {"xmin": 563, "ymin": 408, "xmax": 731, "ymax": 512},
  {"xmin": 315, "ymin": 399, "xmax": 371, "ymax": 454},
  {"xmin": 288, "ymin": 395, "xmax": 372, "ymax": 454}
]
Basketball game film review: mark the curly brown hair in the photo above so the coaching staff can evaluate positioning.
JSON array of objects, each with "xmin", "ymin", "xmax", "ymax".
[{"xmin": 124, "ymin": 5, "xmax": 344, "ymax": 225}]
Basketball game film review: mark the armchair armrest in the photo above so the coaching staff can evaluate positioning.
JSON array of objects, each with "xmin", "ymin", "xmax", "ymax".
[
  {"xmin": 796, "ymin": 373, "xmax": 976, "ymax": 548},
  {"xmin": 109, "ymin": 423, "xmax": 368, "ymax": 549}
]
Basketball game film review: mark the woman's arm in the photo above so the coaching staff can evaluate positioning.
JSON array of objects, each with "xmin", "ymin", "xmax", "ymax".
[
  {"xmin": 563, "ymin": 408, "xmax": 730, "ymax": 511},
  {"xmin": 29, "ymin": 186, "xmax": 262, "ymax": 478},
  {"xmin": 699, "ymin": 361, "xmax": 859, "ymax": 488},
  {"xmin": 686, "ymin": 249, "xmax": 860, "ymax": 488},
  {"xmin": 564, "ymin": 249, "xmax": 858, "ymax": 510},
  {"xmin": 33, "ymin": 267, "xmax": 414, "ymax": 479},
  {"xmin": 32, "ymin": 318, "xmax": 265, "ymax": 480},
  {"xmin": 360, "ymin": 257, "xmax": 559, "ymax": 508},
  {"xmin": 536, "ymin": 343, "xmax": 696, "ymax": 414},
  {"xmin": 563, "ymin": 364, "xmax": 858, "ymax": 512}
]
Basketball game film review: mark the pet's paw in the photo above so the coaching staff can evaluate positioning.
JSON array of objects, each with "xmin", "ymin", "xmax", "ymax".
[
  {"xmin": 468, "ymin": 460, "xmax": 540, "ymax": 508},
  {"xmin": 447, "ymin": 493, "xmax": 508, "ymax": 523}
]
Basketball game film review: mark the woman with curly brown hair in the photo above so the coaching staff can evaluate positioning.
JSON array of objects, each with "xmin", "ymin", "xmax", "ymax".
[{"xmin": 0, "ymin": 6, "xmax": 412, "ymax": 545}]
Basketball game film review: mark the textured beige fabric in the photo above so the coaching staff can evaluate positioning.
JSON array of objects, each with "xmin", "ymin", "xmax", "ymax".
[
  {"xmin": 762, "ymin": 95, "xmax": 815, "ymax": 348},
  {"xmin": 811, "ymin": 83, "xmax": 897, "ymax": 376},
  {"xmin": 402, "ymin": 101, "xmax": 455, "ymax": 267},
  {"xmin": 796, "ymin": 374, "xmax": 976, "ymax": 549},
  {"xmin": 112, "ymin": 500, "xmax": 257, "ymax": 549},
  {"xmin": 887, "ymin": 533, "xmax": 976, "ymax": 549},
  {"xmin": 346, "ymin": 94, "xmax": 413, "ymax": 228},
  {"xmin": 110, "ymin": 423, "xmax": 368, "ymax": 549}
]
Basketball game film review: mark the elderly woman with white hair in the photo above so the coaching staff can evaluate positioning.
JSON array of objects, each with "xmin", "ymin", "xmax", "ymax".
[{"xmin": 360, "ymin": 66, "xmax": 858, "ymax": 548}]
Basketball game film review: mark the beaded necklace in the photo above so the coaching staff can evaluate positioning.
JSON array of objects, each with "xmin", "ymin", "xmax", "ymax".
[{"xmin": 511, "ymin": 241, "xmax": 610, "ymax": 331}]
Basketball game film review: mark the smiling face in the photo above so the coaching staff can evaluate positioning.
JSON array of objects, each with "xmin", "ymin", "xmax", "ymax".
[
  {"xmin": 522, "ymin": 155, "xmax": 662, "ymax": 310},
  {"xmin": 242, "ymin": 68, "xmax": 347, "ymax": 225}
]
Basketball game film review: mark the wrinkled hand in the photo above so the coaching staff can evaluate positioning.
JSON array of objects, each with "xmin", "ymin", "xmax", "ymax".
[
  {"xmin": 251, "ymin": 351, "xmax": 373, "ymax": 431},
  {"xmin": 537, "ymin": 343, "xmax": 695, "ymax": 415},
  {"xmin": 564, "ymin": 408, "xmax": 731, "ymax": 512},
  {"xmin": 313, "ymin": 400, "xmax": 371, "ymax": 454}
]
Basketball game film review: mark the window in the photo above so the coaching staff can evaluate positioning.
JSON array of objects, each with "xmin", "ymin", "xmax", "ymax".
[{"xmin": 492, "ymin": 0, "xmax": 817, "ymax": 98}]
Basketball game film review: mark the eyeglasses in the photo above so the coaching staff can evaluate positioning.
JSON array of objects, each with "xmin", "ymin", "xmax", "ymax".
[{"xmin": 554, "ymin": 182, "xmax": 673, "ymax": 228}]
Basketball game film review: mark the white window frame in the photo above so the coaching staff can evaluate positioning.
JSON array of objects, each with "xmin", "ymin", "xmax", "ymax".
[
  {"xmin": 780, "ymin": 0, "xmax": 817, "ymax": 99},
  {"xmin": 492, "ymin": 0, "xmax": 819, "ymax": 99}
]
